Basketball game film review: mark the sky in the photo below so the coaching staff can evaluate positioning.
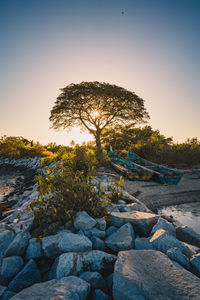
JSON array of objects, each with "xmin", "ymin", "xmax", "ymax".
[{"xmin": 0, "ymin": 0, "xmax": 200, "ymax": 145}]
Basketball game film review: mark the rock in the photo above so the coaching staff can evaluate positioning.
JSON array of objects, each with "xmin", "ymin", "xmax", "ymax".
[
  {"xmin": 149, "ymin": 229, "xmax": 191, "ymax": 256},
  {"xmin": 106, "ymin": 273, "xmax": 113, "ymax": 291},
  {"xmin": 106, "ymin": 204, "xmax": 120, "ymax": 213},
  {"xmin": 151, "ymin": 217, "xmax": 176, "ymax": 236},
  {"xmin": 74, "ymin": 211, "xmax": 97, "ymax": 231},
  {"xmin": 1, "ymin": 256, "xmax": 24, "ymax": 279},
  {"xmin": 113, "ymin": 249, "xmax": 200, "ymax": 300},
  {"xmin": 59, "ymin": 233, "xmax": 92, "ymax": 253},
  {"xmin": 135, "ymin": 237, "xmax": 153, "ymax": 250},
  {"xmin": 1, "ymin": 291, "xmax": 16, "ymax": 300},
  {"xmin": 4, "ymin": 232, "xmax": 30, "ymax": 257},
  {"xmin": 95, "ymin": 218, "xmax": 106, "ymax": 231},
  {"xmin": 13, "ymin": 217, "xmax": 33, "ymax": 234},
  {"xmin": 166, "ymin": 248, "xmax": 190, "ymax": 270},
  {"xmin": 42, "ymin": 232, "xmax": 92, "ymax": 258},
  {"xmin": 91, "ymin": 236, "xmax": 105, "ymax": 251},
  {"xmin": 26, "ymin": 238, "xmax": 42, "ymax": 259},
  {"xmin": 93, "ymin": 289, "xmax": 111, "ymax": 300},
  {"xmin": 176, "ymin": 226, "xmax": 200, "ymax": 248},
  {"xmin": 0, "ymin": 224, "xmax": 13, "ymax": 231},
  {"xmin": 106, "ymin": 226, "xmax": 117, "ymax": 237},
  {"xmin": 118, "ymin": 202, "xmax": 150, "ymax": 213},
  {"xmin": 84, "ymin": 228, "xmax": 105, "ymax": 239},
  {"xmin": 80, "ymin": 271, "xmax": 106, "ymax": 289},
  {"xmin": 52, "ymin": 250, "xmax": 117, "ymax": 279},
  {"xmin": 190, "ymin": 253, "xmax": 200, "ymax": 277},
  {"xmin": 0, "ymin": 286, "xmax": 7, "ymax": 298},
  {"xmin": 0, "ymin": 230, "xmax": 15, "ymax": 258},
  {"xmin": 10, "ymin": 276, "xmax": 90, "ymax": 300},
  {"xmin": 8, "ymin": 259, "xmax": 41, "ymax": 293},
  {"xmin": 117, "ymin": 200, "xmax": 126, "ymax": 204},
  {"xmin": 108, "ymin": 211, "xmax": 159, "ymax": 236},
  {"xmin": 105, "ymin": 223, "xmax": 135, "ymax": 252}
]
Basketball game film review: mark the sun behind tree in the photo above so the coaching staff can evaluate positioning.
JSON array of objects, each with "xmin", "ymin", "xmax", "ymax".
[{"xmin": 50, "ymin": 81, "xmax": 150, "ymax": 163}]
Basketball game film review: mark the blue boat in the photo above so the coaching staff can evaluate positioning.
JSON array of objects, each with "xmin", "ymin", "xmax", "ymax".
[
  {"xmin": 127, "ymin": 150, "xmax": 184, "ymax": 184},
  {"xmin": 108, "ymin": 148, "xmax": 156, "ymax": 181}
]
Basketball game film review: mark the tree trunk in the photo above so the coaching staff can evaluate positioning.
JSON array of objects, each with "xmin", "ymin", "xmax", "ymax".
[{"xmin": 95, "ymin": 131, "xmax": 103, "ymax": 164}]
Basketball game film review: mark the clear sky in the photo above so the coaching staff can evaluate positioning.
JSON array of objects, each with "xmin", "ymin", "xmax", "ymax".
[{"xmin": 0, "ymin": 0, "xmax": 200, "ymax": 145}]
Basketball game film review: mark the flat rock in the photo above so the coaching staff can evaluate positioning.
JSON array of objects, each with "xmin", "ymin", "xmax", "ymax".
[
  {"xmin": 113, "ymin": 249, "xmax": 200, "ymax": 300},
  {"xmin": 5, "ymin": 232, "xmax": 30, "ymax": 257},
  {"xmin": 0, "ymin": 230, "xmax": 15, "ymax": 258},
  {"xmin": 176, "ymin": 226, "xmax": 200, "ymax": 248},
  {"xmin": 74, "ymin": 211, "xmax": 96, "ymax": 231},
  {"xmin": 105, "ymin": 223, "xmax": 135, "ymax": 252},
  {"xmin": 8, "ymin": 259, "xmax": 41, "ymax": 293},
  {"xmin": 1, "ymin": 256, "xmax": 24, "ymax": 279},
  {"xmin": 149, "ymin": 229, "xmax": 191, "ymax": 256},
  {"xmin": 151, "ymin": 217, "xmax": 176, "ymax": 236},
  {"xmin": 10, "ymin": 276, "xmax": 90, "ymax": 300},
  {"xmin": 108, "ymin": 211, "xmax": 159, "ymax": 236},
  {"xmin": 51, "ymin": 250, "xmax": 117, "ymax": 279}
]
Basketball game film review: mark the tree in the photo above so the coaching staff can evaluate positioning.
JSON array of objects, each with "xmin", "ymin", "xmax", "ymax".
[{"xmin": 49, "ymin": 81, "xmax": 149, "ymax": 162}]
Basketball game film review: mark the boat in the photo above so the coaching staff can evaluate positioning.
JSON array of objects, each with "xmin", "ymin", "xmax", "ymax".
[
  {"xmin": 127, "ymin": 150, "xmax": 184, "ymax": 184},
  {"xmin": 108, "ymin": 148, "xmax": 156, "ymax": 181}
]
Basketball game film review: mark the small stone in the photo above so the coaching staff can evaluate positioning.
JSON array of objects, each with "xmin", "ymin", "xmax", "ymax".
[
  {"xmin": 84, "ymin": 228, "xmax": 106, "ymax": 239},
  {"xmin": 95, "ymin": 218, "xmax": 106, "ymax": 231},
  {"xmin": 74, "ymin": 211, "xmax": 96, "ymax": 231},
  {"xmin": 151, "ymin": 217, "xmax": 176, "ymax": 236}
]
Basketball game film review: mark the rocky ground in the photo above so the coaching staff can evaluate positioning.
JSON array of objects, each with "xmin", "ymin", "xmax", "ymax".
[{"xmin": 0, "ymin": 158, "xmax": 200, "ymax": 299}]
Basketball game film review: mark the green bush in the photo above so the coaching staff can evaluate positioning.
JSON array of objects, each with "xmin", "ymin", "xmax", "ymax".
[{"xmin": 106, "ymin": 177, "xmax": 125, "ymax": 203}]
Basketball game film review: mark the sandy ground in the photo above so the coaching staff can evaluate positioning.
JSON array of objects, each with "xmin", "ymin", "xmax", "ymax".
[{"xmin": 123, "ymin": 168, "xmax": 200, "ymax": 211}]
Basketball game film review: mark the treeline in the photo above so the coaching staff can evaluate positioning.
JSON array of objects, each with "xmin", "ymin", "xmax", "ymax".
[
  {"xmin": 102, "ymin": 125, "xmax": 200, "ymax": 167},
  {"xmin": 1, "ymin": 126, "xmax": 200, "ymax": 166}
]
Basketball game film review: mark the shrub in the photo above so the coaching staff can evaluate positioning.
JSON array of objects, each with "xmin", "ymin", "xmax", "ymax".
[{"xmin": 106, "ymin": 177, "xmax": 125, "ymax": 203}]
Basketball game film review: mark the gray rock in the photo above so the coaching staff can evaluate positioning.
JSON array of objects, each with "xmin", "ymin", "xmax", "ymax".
[
  {"xmin": 74, "ymin": 211, "xmax": 96, "ymax": 231},
  {"xmin": 52, "ymin": 250, "xmax": 117, "ymax": 279},
  {"xmin": 13, "ymin": 217, "xmax": 33, "ymax": 234},
  {"xmin": 59, "ymin": 233, "xmax": 92, "ymax": 253},
  {"xmin": 1, "ymin": 291, "xmax": 16, "ymax": 300},
  {"xmin": 191, "ymin": 253, "xmax": 200, "ymax": 276},
  {"xmin": 118, "ymin": 202, "xmax": 150, "ymax": 213},
  {"xmin": 113, "ymin": 249, "xmax": 200, "ymax": 300},
  {"xmin": 0, "ymin": 286, "xmax": 7, "ymax": 298},
  {"xmin": 135, "ymin": 237, "xmax": 153, "ymax": 250},
  {"xmin": 91, "ymin": 236, "xmax": 105, "ymax": 250},
  {"xmin": 26, "ymin": 238, "xmax": 42, "ymax": 259},
  {"xmin": 93, "ymin": 289, "xmax": 111, "ymax": 300},
  {"xmin": 108, "ymin": 211, "xmax": 159, "ymax": 236},
  {"xmin": 149, "ymin": 229, "xmax": 191, "ymax": 256},
  {"xmin": 0, "ymin": 230, "xmax": 15, "ymax": 258},
  {"xmin": 106, "ymin": 204, "xmax": 120, "ymax": 213},
  {"xmin": 167, "ymin": 247, "xmax": 190, "ymax": 270},
  {"xmin": 5, "ymin": 232, "xmax": 30, "ymax": 257},
  {"xmin": 106, "ymin": 273, "xmax": 113, "ymax": 291},
  {"xmin": 176, "ymin": 226, "xmax": 200, "ymax": 248},
  {"xmin": 105, "ymin": 223, "xmax": 135, "ymax": 252},
  {"xmin": 80, "ymin": 271, "xmax": 106, "ymax": 289},
  {"xmin": 95, "ymin": 218, "xmax": 106, "ymax": 231},
  {"xmin": 151, "ymin": 217, "xmax": 176, "ymax": 236},
  {"xmin": 10, "ymin": 276, "xmax": 90, "ymax": 300},
  {"xmin": 8, "ymin": 259, "xmax": 41, "ymax": 292},
  {"xmin": 84, "ymin": 228, "xmax": 105, "ymax": 239},
  {"xmin": 106, "ymin": 226, "xmax": 117, "ymax": 237},
  {"xmin": 1, "ymin": 256, "xmax": 24, "ymax": 279},
  {"xmin": 42, "ymin": 232, "xmax": 92, "ymax": 258}
]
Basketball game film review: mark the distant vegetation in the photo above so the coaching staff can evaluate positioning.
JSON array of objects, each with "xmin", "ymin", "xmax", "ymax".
[{"xmin": 1, "ymin": 125, "xmax": 200, "ymax": 167}]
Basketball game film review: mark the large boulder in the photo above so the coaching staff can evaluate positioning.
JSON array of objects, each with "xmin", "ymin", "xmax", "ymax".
[
  {"xmin": 149, "ymin": 229, "xmax": 191, "ymax": 256},
  {"xmin": 8, "ymin": 259, "xmax": 41, "ymax": 292},
  {"xmin": 150, "ymin": 217, "xmax": 176, "ymax": 236},
  {"xmin": 113, "ymin": 249, "xmax": 200, "ymax": 300},
  {"xmin": 0, "ymin": 230, "xmax": 15, "ymax": 258},
  {"xmin": 176, "ymin": 225, "xmax": 200, "ymax": 248},
  {"xmin": 42, "ymin": 232, "xmax": 92, "ymax": 258},
  {"xmin": 1, "ymin": 256, "xmax": 24, "ymax": 279},
  {"xmin": 105, "ymin": 223, "xmax": 135, "ymax": 252},
  {"xmin": 51, "ymin": 250, "xmax": 117, "ymax": 279},
  {"xmin": 74, "ymin": 211, "xmax": 96, "ymax": 231},
  {"xmin": 108, "ymin": 211, "xmax": 159, "ymax": 236},
  {"xmin": 10, "ymin": 276, "xmax": 90, "ymax": 300},
  {"xmin": 4, "ymin": 232, "xmax": 30, "ymax": 257}
]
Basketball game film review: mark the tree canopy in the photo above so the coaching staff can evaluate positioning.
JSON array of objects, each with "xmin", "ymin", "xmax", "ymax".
[{"xmin": 50, "ymin": 81, "xmax": 149, "ymax": 162}]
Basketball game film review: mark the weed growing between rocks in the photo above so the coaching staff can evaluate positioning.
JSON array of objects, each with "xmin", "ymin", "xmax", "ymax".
[{"xmin": 106, "ymin": 177, "xmax": 125, "ymax": 203}]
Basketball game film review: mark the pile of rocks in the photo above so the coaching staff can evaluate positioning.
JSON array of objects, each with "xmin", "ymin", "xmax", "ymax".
[{"xmin": 1, "ymin": 160, "xmax": 200, "ymax": 299}]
